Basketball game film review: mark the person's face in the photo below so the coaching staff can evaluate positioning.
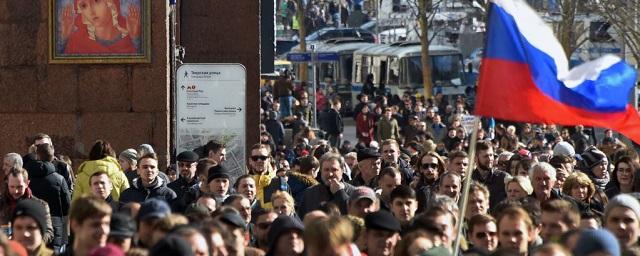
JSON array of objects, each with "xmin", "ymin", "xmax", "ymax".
[
  {"xmin": 186, "ymin": 233, "xmax": 209, "ymax": 256},
  {"xmin": 507, "ymin": 182, "xmax": 527, "ymax": 201},
  {"xmin": 477, "ymin": 148, "xmax": 495, "ymax": 170},
  {"xmin": 384, "ymin": 110, "xmax": 392, "ymax": 120},
  {"xmin": 233, "ymin": 198, "xmax": 252, "ymax": 224},
  {"xmin": 378, "ymin": 174, "xmax": 401, "ymax": 198},
  {"xmin": 279, "ymin": 159, "xmax": 290, "ymax": 171},
  {"xmin": 90, "ymin": 174, "xmax": 113, "ymax": 199},
  {"xmin": 273, "ymin": 198, "xmax": 293, "ymax": 216},
  {"xmin": 555, "ymin": 167, "xmax": 569, "ymax": 189},
  {"xmin": 359, "ymin": 158, "xmax": 381, "ymax": 180},
  {"xmin": 438, "ymin": 175, "xmax": 460, "ymax": 200},
  {"xmin": 118, "ymin": 158, "xmax": 132, "ymax": 171},
  {"xmin": 448, "ymin": 129, "xmax": 457, "ymax": 138},
  {"xmin": 255, "ymin": 212, "xmax": 278, "ymax": 247},
  {"xmin": 466, "ymin": 190, "xmax": 489, "ymax": 218},
  {"xmin": 209, "ymin": 148, "xmax": 227, "ymax": 164},
  {"xmin": 570, "ymin": 184, "xmax": 589, "ymax": 201},
  {"xmin": 196, "ymin": 197, "xmax": 216, "ymax": 213},
  {"xmin": 592, "ymin": 160, "xmax": 609, "ymax": 178},
  {"xmin": 448, "ymin": 157, "xmax": 469, "ymax": 178},
  {"xmin": 12, "ymin": 216, "xmax": 43, "ymax": 252},
  {"xmin": 580, "ymin": 218, "xmax": 600, "ymax": 230},
  {"xmin": 498, "ymin": 217, "xmax": 532, "ymax": 254},
  {"xmin": 166, "ymin": 169, "xmax": 178, "ymax": 182},
  {"xmin": 433, "ymin": 213, "xmax": 456, "ymax": 247},
  {"xmin": 71, "ymin": 215, "xmax": 110, "ymax": 249},
  {"xmin": 349, "ymin": 198, "xmax": 377, "ymax": 218},
  {"xmin": 276, "ymin": 230, "xmax": 305, "ymax": 255},
  {"xmin": 2, "ymin": 158, "xmax": 14, "ymax": 174},
  {"xmin": 137, "ymin": 158, "xmax": 159, "ymax": 184},
  {"xmin": 420, "ymin": 155, "xmax": 439, "ymax": 181},
  {"xmin": 382, "ymin": 144, "xmax": 399, "ymax": 164},
  {"xmin": 76, "ymin": 0, "xmax": 112, "ymax": 28},
  {"xmin": 540, "ymin": 211, "xmax": 570, "ymax": 242},
  {"xmin": 617, "ymin": 162, "xmax": 635, "ymax": 186},
  {"xmin": 320, "ymin": 159, "xmax": 343, "ymax": 184},
  {"xmin": 208, "ymin": 178, "xmax": 229, "ymax": 197},
  {"xmin": 7, "ymin": 174, "xmax": 28, "ymax": 200},
  {"xmin": 365, "ymin": 229, "xmax": 400, "ymax": 256},
  {"xmin": 532, "ymin": 170, "xmax": 555, "ymax": 197},
  {"xmin": 178, "ymin": 161, "xmax": 197, "ymax": 180},
  {"xmin": 605, "ymin": 207, "xmax": 640, "ymax": 248},
  {"xmin": 391, "ymin": 197, "xmax": 417, "ymax": 223},
  {"xmin": 250, "ymin": 148, "xmax": 270, "ymax": 174},
  {"xmin": 237, "ymin": 178, "xmax": 256, "ymax": 201},
  {"xmin": 470, "ymin": 222, "xmax": 498, "ymax": 252},
  {"xmin": 516, "ymin": 165, "xmax": 529, "ymax": 177}
]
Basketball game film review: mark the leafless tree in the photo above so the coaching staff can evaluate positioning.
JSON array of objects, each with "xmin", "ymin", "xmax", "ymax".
[{"xmin": 591, "ymin": 0, "xmax": 640, "ymax": 66}]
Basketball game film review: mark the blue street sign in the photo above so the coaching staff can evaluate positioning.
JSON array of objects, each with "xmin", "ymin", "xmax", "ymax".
[
  {"xmin": 316, "ymin": 52, "xmax": 340, "ymax": 62},
  {"xmin": 287, "ymin": 53, "xmax": 312, "ymax": 62}
]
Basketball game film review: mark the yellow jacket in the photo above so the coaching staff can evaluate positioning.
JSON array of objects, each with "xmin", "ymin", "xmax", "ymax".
[{"xmin": 72, "ymin": 156, "xmax": 129, "ymax": 201}]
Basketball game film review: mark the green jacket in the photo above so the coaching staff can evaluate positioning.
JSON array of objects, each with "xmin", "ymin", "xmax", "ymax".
[
  {"xmin": 72, "ymin": 156, "xmax": 129, "ymax": 201},
  {"xmin": 376, "ymin": 117, "xmax": 400, "ymax": 142}
]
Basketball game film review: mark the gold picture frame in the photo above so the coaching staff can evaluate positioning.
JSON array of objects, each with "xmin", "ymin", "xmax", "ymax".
[{"xmin": 49, "ymin": 0, "xmax": 151, "ymax": 64}]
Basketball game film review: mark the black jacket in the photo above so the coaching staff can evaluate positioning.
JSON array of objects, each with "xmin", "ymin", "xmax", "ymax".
[
  {"xmin": 472, "ymin": 168, "xmax": 508, "ymax": 208},
  {"xmin": 168, "ymin": 176, "xmax": 199, "ymax": 212},
  {"xmin": 324, "ymin": 108, "xmax": 343, "ymax": 135},
  {"xmin": 298, "ymin": 181, "xmax": 355, "ymax": 217},
  {"xmin": 25, "ymin": 158, "xmax": 71, "ymax": 217},
  {"xmin": 119, "ymin": 177, "xmax": 177, "ymax": 206}
]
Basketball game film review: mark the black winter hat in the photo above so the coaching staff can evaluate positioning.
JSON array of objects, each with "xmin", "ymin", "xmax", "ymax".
[
  {"xmin": 365, "ymin": 210, "xmax": 401, "ymax": 232},
  {"xmin": 267, "ymin": 215, "xmax": 304, "ymax": 250},
  {"xmin": 207, "ymin": 165, "xmax": 231, "ymax": 183},
  {"xmin": 176, "ymin": 151, "xmax": 199, "ymax": 163},
  {"xmin": 109, "ymin": 213, "xmax": 136, "ymax": 238},
  {"xmin": 357, "ymin": 147, "xmax": 381, "ymax": 162},
  {"xmin": 12, "ymin": 199, "xmax": 47, "ymax": 236},
  {"xmin": 581, "ymin": 146, "xmax": 607, "ymax": 169}
]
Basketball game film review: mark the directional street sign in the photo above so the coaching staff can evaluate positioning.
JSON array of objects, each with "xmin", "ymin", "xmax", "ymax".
[{"xmin": 286, "ymin": 53, "xmax": 312, "ymax": 62}]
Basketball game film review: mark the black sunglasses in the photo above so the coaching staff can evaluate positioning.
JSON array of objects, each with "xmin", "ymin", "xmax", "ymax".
[
  {"xmin": 421, "ymin": 163, "xmax": 438, "ymax": 169},
  {"xmin": 251, "ymin": 155, "xmax": 269, "ymax": 161}
]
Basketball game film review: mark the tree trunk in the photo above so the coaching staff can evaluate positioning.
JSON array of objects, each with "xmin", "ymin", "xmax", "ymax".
[
  {"xmin": 418, "ymin": 0, "xmax": 432, "ymax": 99},
  {"xmin": 296, "ymin": 0, "xmax": 308, "ymax": 82}
]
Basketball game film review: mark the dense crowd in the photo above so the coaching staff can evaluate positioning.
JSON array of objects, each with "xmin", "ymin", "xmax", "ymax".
[{"xmin": 0, "ymin": 79, "xmax": 639, "ymax": 256}]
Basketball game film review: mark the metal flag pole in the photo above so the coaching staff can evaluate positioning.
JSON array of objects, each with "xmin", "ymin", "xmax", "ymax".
[{"xmin": 452, "ymin": 116, "xmax": 481, "ymax": 256}]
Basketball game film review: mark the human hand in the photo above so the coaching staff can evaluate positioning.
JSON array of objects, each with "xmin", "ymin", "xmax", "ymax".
[
  {"xmin": 127, "ymin": 5, "xmax": 141, "ymax": 39},
  {"xmin": 328, "ymin": 178, "xmax": 344, "ymax": 194},
  {"xmin": 28, "ymin": 144, "xmax": 37, "ymax": 154},
  {"xmin": 60, "ymin": 4, "xmax": 74, "ymax": 40}
]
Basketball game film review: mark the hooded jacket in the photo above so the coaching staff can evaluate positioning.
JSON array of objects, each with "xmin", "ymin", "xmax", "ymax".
[
  {"xmin": 119, "ymin": 176, "xmax": 177, "ymax": 206},
  {"xmin": 25, "ymin": 160, "xmax": 71, "ymax": 218},
  {"xmin": 72, "ymin": 156, "xmax": 129, "ymax": 201}
]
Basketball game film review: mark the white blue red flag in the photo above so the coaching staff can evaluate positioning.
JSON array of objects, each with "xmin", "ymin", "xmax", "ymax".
[{"xmin": 475, "ymin": 0, "xmax": 640, "ymax": 143}]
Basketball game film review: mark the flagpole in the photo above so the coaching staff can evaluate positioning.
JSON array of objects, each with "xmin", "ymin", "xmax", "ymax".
[{"xmin": 452, "ymin": 116, "xmax": 481, "ymax": 256}]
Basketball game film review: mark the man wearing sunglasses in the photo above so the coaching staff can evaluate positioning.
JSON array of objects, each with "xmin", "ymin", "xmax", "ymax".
[
  {"xmin": 168, "ymin": 151, "xmax": 200, "ymax": 212},
  {"xmin": 466, "ymin": 213, "xmax": 498, "ymax": 254},
  {"xmin": 248, "ymin": 143, "xmax": 275, "ymax": 209}
]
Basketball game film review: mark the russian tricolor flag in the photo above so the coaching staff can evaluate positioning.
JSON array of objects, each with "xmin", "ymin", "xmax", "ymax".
[{"xmin": 475, "ymin": 0, "xmax": 640, "ymax": 143}]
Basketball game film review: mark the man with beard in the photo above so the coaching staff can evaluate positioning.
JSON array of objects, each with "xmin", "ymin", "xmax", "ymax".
[
  {"xmin": 119, "ymin": 154, "xmax": 177, "ymax": 206},
  {"xmin": 414, "ymin": 151, "xmax": 444, "ymax": 212},
  {"xmin": 299, "ymin": 153, "xmax": 355, "ymax": 217},
  {"xmin": 168, "ymin": 151, "xmax": 200, "ymax": 212},
  {"xmin": 471, "ymin": 141, "xmax": 507, "ymax": 208},
  {"xmin": 362, "ymin": 211, "xmax": 401, "ymax": 256}
]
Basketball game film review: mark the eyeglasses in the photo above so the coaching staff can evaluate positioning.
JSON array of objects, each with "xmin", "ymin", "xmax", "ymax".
[
  {"xmin": 251, "ymin": 155, "xmax": 269, "ymax": 161},
  {"xmin": 421, "ymin": 163, "xmax": 438, "ymax": 169},
  {"xmin": 256, "ymin": 222, "xmax": 272, "ymax": 230},
  {"xmin": 178, "ymin": 162, "xmax": 195, "ymax": 167},
  {"xmin": 475, "ymin": 231, "xmax": 497, "ymax": 239}
]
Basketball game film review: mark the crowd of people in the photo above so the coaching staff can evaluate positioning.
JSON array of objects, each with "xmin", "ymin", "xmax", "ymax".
[{"xmin": 0, "ymin": 77, "xmax": 639, "ymax": 256}]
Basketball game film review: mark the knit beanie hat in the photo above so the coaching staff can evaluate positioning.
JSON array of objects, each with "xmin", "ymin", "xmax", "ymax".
[
  {"xmin": 572, "ymin": 229, "xmax": 620, "ymax": 256},
  {"xmin": 581, "ymin": 146, "xmax": 607, "ymax": 169},
  {"xmin": 12, "ymin": 199, "xmax": 47, "ymax": 235},
  {"xmin": 119, "ymin": 149, "xmax": 138, "ymax": 163},
  {"xmin": 553, "ymin": 141, "xmax": 575, "ymax": 157},
  {"xmin": 605, "ymin": 194, "xmax": 640, "ymax": 221}
]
